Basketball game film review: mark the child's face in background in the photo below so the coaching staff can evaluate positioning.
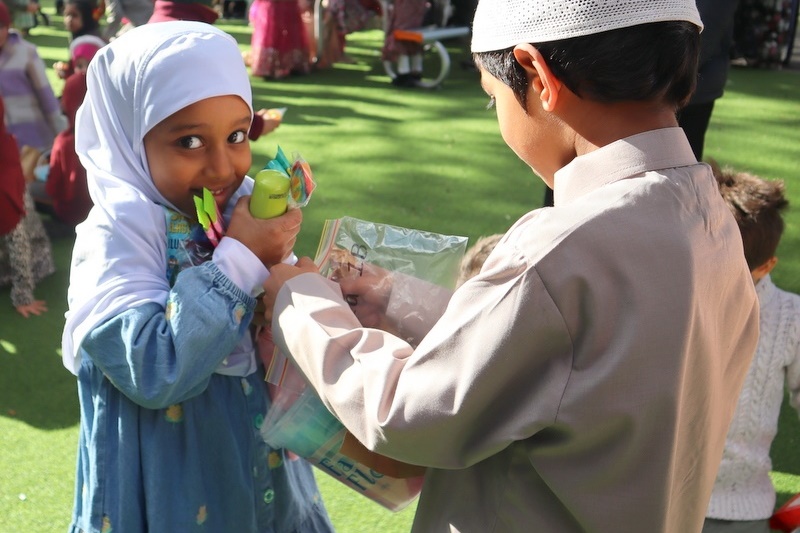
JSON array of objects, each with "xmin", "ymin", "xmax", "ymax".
[
  {"xmin": 143, "ymin": 95, "xmax": 252, "ymax": 217},
  {"xmin": 74, "ymin": 57, "xmax": 90, "ymax": 73},
  {"xmin": 63, "ymin": 3, "xmax": 84, "ymax": 34}
]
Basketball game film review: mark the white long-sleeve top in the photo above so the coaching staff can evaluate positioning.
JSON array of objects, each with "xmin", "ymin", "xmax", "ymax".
[{"xmin": 707, "ymin": 274, "xmax": 800, "ymax": 520}]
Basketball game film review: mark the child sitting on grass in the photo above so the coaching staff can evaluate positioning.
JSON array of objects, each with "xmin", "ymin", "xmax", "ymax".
[
  {"xmin": 54, "ymin": 33, "xmax": 105, "ymax": 80},
  {"xmin": 382, "ymin": 0, "xmax": 427, "ymax": 87},
  {"xmin": 35, "ymin": 72, "xmax": 93, "ymax": 226},
  {"xmin": 703, "ymin": 162, "xmax": 800, "ymax": 533},
  {"xmin": 0, "ymin": 94, "xmax": 54, "ymax": 318}
]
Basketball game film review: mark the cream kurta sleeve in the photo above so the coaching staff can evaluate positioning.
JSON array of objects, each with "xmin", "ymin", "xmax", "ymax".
[{"xmin": 272, "ymin": 235, "xmax": 572, "ymax": 469}]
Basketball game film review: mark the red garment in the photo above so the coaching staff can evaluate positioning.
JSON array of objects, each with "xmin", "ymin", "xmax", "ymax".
[
  {"xmin": 0, "ymin": 95, "xmax": 27, "ymax": 235},
  {"xmin": 771, "ymin": 493, "xmax": 800, "ymax": 532},
  {"xmin": 0, "ymin": 2, "xmax": 10, "ymax": 26},
  {"xmin": 249, "ymin": 0, "xmax": 310, "ymax": 78},
  {"xmin": 249, "ymin": 112, "xmax": 265, "ymax": 141},
  {"xmin": 148, "ymin": 0, "xmax": 219, "ymax": 24},
  {"xmin": 46, "ymin": 72, "xmax": 92, "ymax": 226}
]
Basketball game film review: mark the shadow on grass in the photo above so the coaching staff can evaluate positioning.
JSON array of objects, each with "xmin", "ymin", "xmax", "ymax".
[{"xmin": 0, "ymin": 231, "xmax": 79, "ymax": 430}]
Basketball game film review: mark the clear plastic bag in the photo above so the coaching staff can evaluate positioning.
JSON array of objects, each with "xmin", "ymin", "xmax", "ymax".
[{"xmin": 260, "ymin": 216, "xmax": 467, "ymax": 511}]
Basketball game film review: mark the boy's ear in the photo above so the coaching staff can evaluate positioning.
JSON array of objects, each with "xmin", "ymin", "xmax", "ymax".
[
  {"xmin": 753, "ymin": 256, "xmax": 778, "ymax": 279},
  {"xmin": 753, "ymin": 255, "xmax": 778, "ymax": 278},
  {"xmin": 512, "ymin": 43, "xmax": 562, "ymax": 112}
]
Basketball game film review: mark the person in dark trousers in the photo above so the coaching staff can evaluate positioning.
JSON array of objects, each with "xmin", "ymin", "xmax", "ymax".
[{"xmin": 678, "ymin": 0, "xmax": 739, "ymax": 161}]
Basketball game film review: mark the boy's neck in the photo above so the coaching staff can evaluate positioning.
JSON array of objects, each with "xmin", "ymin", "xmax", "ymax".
[{"xmin": 564, "ymin": 98, "xmax": 679, "ymax": 157}]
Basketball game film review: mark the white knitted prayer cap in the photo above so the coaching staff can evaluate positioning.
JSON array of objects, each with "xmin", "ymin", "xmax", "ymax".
[{"xmin": 471, "ymin": 0, "xmax": 703, "ymax": 53}]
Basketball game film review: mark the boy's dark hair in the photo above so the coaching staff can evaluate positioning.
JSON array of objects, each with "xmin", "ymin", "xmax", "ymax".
[
  {"xmin": 473, "ymin": 21, "xmax": 700, "ymax": 111},
  {"xmin": 712, "ymin": 160, "xmax": 789, "ymax": 271}
]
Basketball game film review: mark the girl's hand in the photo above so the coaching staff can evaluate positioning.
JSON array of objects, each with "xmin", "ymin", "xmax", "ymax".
[{"xmin": 225, "ymin": 197, "xmax": 302, "ymax": 268}]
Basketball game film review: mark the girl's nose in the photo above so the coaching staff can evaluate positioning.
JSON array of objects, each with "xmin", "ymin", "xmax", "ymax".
[{"xmin": 205, "ymin": 145, "xmax": 235, "ymax": 181}]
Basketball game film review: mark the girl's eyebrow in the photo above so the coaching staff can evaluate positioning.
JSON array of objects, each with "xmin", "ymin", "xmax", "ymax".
[
  {"xmin": 234, "ymin": 115, "xmax": 254, "ymax": 127},
  {"xmin": 166, "ymin": 115, "xmax": 252, "ymax": 134},
  {"xmin": 166, "ymin": 123, "xmax": 204, "ymax": 133}
]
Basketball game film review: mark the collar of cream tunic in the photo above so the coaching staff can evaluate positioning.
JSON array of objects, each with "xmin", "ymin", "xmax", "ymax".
[{"xmin": 554, "ymin": 126, "xmax": 697, "ymax": 204}]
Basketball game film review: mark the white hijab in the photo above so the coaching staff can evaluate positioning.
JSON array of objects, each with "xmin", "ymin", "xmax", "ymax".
[{"xmin": 62, "ymin": 21, "xmax": 255, "ymax": 375}]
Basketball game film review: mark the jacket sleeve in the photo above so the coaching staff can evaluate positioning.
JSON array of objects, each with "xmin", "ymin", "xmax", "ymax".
[
  {"xmin": 25, "ymin": 45, "xmax": 67, "ymax": 138},
  {"xmin": 80, "ymin": 262, "xmax": 256, "ymax": 409},
  {"xmin": 271, "ymin": 259, "xmax": 570, "ymax": 469}
]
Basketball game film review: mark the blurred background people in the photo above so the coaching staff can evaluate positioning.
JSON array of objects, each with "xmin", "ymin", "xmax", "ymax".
[
  {"xmin": 62, "ymin": 0, "xmax": 102, "ymax": 40},
  {"xmin": 0, "ymin": 2, "xmax": 67, "ymax": 153},
  {"xmin": 382, "ymin": 0, "xmax": 426, "ymax": 87},
  {"xmin": 148, "ymin": 0, "xmax": 219, "ymax": 24},
  {"xmin": 2, "ymin": 0, "xmax": 39, "ymax": 36},
  {"xmin": 678, "ymin": 0, "xmax": 739, "ymax": 161},
  {"xmin": 0, "ymin": 93, "xmax": 55, "ymax": 318},
  {"xmin": 102, "ymin": 0, "xmax": 152, "ymax": 39},
  {"xmin": 54, "ymin": 33, "xmax": 105, "ymax": 79},
  {"xmin": 732, "ymin": 0, "xmax": 799, "ymax": 67},
  {"xmin": 248, "ymin": 0, "xmax": 311, "ymax": 79},
  {"xmin": 29, "ymin": 72, "xmax": 92, "ymax": 227}
]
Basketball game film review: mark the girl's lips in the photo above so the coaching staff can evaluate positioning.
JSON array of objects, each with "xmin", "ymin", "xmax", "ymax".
[
  {"xmin": 191, "ymin": 187, "xmax": 229, "ymax": 212},
  {"xmin": 211, "ymin": 187, "xmax": 232, "ymax": 211}
]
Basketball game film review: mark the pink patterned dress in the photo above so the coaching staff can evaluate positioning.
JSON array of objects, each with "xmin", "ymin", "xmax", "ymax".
[{"xmin": 249, "ymin": 0, "xmax": 311, "ymax": 78}]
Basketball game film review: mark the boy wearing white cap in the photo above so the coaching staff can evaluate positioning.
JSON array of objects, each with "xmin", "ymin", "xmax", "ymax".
[{"xmin": 262, "ymin": 1, "xmax": 760, "ymax": 531}]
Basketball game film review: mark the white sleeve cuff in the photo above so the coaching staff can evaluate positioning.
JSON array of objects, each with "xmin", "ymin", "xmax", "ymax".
[{"xmin": 213, "ymin": 237, "xmax": 269, "ymax": 296}]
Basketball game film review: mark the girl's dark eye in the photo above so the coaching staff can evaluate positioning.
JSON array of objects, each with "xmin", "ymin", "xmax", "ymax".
[
  {"xmin": 229, "ymin": 131, "xmax": 246, "ymax": 144},
  {"xmin": 179, "ymin": 136, "xmax": 203, "ymax": 149},
  {"xmin": 486, "ymin": 96, "xmax": 496, "ymax": 110}
]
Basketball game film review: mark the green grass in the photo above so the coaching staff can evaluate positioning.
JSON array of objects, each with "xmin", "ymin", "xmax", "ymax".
[{"xmin": 2, "ymin": 13, "xmax": 800, "ymax": 532}]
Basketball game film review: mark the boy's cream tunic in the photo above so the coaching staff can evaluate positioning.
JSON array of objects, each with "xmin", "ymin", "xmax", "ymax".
[{"xmin": 272, "ymin": 127, "xmax": 759, "ymax": 532}]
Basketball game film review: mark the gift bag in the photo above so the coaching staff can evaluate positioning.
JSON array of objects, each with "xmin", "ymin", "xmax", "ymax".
[{"xmin": 260, "ymin": 216, "xmax": 467, "ymax": 511}]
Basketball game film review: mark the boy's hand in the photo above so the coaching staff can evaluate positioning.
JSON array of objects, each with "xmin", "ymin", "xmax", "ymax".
[
  {"xmin": 262, "ymin": 257, "xmax": 319, "ymax": 323},
  {"xmin": 225, "ymin": 197, "xmax": 302, "ymax": 268},
  {"xmin": 334, "ymin": 262, "xmax": 393, "ymax": 330}
]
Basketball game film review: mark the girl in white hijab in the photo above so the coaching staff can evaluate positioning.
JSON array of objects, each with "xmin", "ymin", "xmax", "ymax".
[{"xmin": 63, "ymin": 21, "xmax": 333, "ymax": 532}]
